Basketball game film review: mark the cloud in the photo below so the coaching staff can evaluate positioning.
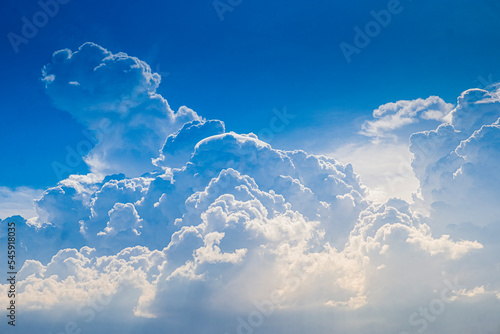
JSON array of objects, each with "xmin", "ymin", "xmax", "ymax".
[
  {"xmin": 153, "ymin": 119, "xmax": 225, "ymax": 168},
  {"xmin": 26, "ymin": 131, "xmax": 367, "ymax": 256},
  {"xmin": 1, "ymin": 43, "xmax": 500, "ymax": 333},
  {"xmin": 338, "ymin": 96, "xmax": 454, "ymax": 204},
  {"xmin": 450, "ymin": 88, "xmax": 500, "ymax": 134},
  {"xmin": 0, "ymin": 197, "xmax": 488, "ymax": 333},
  {"xmin": 3, "ymin": 146, "xmax": 492, "ymax": 333},
  {"xmin": 98, "ymin": 202, "xmax": 143, "ymax": 237},
  {"xmin": 42, "ymin": 42, "xmax": 200, "ymax": 177},
  {"xmin": 409, "ymin": 85, "xmax": 500, "ymax": 230},
  {"xmin": 361, "ymin": 96, "xmax": 454, "ymax": 140},
  {"xmin": 42, "ymin": 42, "xmax": 161, "ymax": 122}
]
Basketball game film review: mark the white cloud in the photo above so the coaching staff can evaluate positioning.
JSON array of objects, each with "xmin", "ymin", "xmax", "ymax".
[
  {"xmin": 361, "ymin": 96, "xmax": 453, "ymax": 140},
  {"xmin": 42, "ymin": 42, "xmax": 200, "ymax": 177},
  {"xmin": 450, "ymin": 88, "xmax": 500, "ymax": 134},
  {"xmin": 2, "ymin": 43, "xmax": 500, "ymax": 333},
  {"xmin": 409, "ymin": 86, "xmax": 500, "ymax": 231},
  {"xmin": 153, "ymin": 119, "xmax": 225, "ymax": 168},
  {"xmin": 0, "ymin": 197, "xmax": 488, "ymax": 333},
  {"xmin": 336, "ymin": 96, "xmax": 454, "ymax": 204},
  {"xmin": 98, "ymin": 202, "xmax": 143, "ymax": 236}
]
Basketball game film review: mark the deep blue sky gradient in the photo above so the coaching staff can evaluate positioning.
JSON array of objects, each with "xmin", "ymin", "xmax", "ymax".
[{"xmin": 1, "ymin": 0, "xmax": 500, "ymax": 188}]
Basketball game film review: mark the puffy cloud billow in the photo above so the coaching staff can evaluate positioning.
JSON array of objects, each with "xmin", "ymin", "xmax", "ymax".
[
  {"xmin": 42, "ymin": 42, "xmax": 200, "ymax": 177},
  {"xmin": 361, "ymin": 96, "xmax": 454, "ymax": 141},
  {"xmin": 1, "ymin": 43, "xmax": 500, "ymax": 333}
]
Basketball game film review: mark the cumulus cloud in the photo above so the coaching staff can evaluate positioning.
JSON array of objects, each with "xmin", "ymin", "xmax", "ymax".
[
  {"xmin": 361, "ymin": 96, "xmax": 454, "ymax": 141},
  {"xmin": 336, "ymin": 96, "xmax": 454, "ymax": 204},
  {"xmin": 409, "ymin": 85, "xmax": 500, "ymax": 231},
  {"xmin": 98, "ymin": 202, "xmax": 143, "ymax": 237},
  {"xmin": 153, "ymin": 119, "xmax": 225, "ymax": 168},
  {"xmin": 1, "ymin": 43, "xmax": 500, "ymax": 333},
  {"xmin": 0, "ymin": 197, "xmax": 488, "ymax": 333},
  {"xmin": 42, "ymin": 42, "xmax": 200, "ymax": 177},
  {"xmin": 450, "ymin": 88, "xmax": 500, "ymax": 134},
  {"xmin": 25, "ymin": 131, "xmax": 367, "ymax": 256}
]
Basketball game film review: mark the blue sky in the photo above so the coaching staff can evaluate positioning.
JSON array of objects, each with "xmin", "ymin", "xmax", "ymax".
[{"xmin": 2, "ymin": 0, "xmax": 500, "ymax": 188}]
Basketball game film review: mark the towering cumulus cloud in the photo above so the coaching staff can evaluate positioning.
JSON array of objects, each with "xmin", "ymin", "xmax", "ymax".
[
  {"xmin": 42, "ymin": 42, "xmax": 199, "ymax": 177},
  {"xmin": 410, "ymin": 87, "xmax": 500, "ymax": 230},
  {"xmin": 0, "ymin": 43, "xmax": 499, "ymax": 333}
]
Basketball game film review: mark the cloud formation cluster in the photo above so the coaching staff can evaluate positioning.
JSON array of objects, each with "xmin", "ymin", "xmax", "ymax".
[{"xmin": 1, "ymin": 43, "xmax": 499, "ymax": 333}]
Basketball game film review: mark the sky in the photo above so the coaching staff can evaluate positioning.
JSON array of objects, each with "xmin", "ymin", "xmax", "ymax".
[
  {"xmin": 1, "ymin": 0, "xmax": 500, "ymax": 333},
  {"xmin": 2, "ymin": 0, "xmax": 500, "ymax": 189}
]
